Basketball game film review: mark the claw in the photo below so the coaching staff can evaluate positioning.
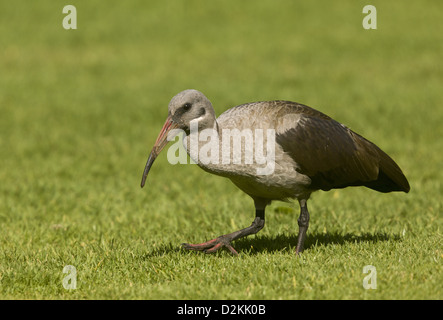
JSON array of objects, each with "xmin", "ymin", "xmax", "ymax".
[{"xmin": 182, "ymin": 236, "xmax": 238, "ymax": 256}]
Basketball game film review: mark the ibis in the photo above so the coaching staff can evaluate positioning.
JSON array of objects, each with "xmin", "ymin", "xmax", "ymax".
[{"xmin": 141, "ymin": 90, "xmax": 410, "ymax": 255}]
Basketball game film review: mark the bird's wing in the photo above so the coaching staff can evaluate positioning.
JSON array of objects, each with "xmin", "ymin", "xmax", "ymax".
[
  {"xmin": 220, "ymin": 100, "xmax": 409, "ymax": 193},
  {"xmin": 276, "ymin": 109, "xmax": 382, "ymax": 191}
]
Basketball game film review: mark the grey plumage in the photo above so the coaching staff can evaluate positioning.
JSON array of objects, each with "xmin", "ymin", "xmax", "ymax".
[{"xmin": 141, "ymin": 89, "xmax": 410, "ymax": 255}]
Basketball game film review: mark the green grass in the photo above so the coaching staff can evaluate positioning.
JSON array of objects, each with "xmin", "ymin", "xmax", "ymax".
[{"xmin": 0, "ymin": 0, "xmax": 442, "ymax": 299}]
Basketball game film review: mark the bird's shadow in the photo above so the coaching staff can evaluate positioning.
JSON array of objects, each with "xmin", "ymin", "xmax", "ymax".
[
  {"xmin": 233, "ymin": 231, "xmax": 400, "ymax": 254},
  {"xmin": 143, "ymin": 231, "xmax": 401, "ymax": 257}
]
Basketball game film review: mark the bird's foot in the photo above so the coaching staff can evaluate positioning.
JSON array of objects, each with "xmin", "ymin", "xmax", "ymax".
[{"xmin": 182, "ymin": 236, "xmax": 238, "ymax": 256}]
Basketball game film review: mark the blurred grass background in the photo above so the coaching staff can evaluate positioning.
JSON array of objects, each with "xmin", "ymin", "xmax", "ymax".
[{"xmin": 0, "ymin": 0, "xmax": 441, "ymax": 299}]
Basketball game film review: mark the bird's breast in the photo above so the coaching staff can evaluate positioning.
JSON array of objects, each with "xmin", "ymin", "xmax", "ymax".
[{"xmin": 183, "ymin": 127, "xmax": 312, "ymax": 200}]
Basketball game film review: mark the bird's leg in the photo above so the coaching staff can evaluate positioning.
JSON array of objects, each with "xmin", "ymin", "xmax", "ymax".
[
  {"xmin": 182, "ymin": 209, "xmax": 265, "ymax": 256},
  {"xmin": 296, "ymin": 199, "xmax": 310, "ymax": 254}
]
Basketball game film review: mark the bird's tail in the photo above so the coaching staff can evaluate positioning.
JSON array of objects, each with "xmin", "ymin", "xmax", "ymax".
[{"xmin": 364, "ymin": 147, "xmax": 410, "ymax": 193}]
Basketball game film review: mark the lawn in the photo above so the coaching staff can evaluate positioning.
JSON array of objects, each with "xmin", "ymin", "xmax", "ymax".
[{"xmin": 0, "ymin": 0, "xmax": 441, "ymax": 300}]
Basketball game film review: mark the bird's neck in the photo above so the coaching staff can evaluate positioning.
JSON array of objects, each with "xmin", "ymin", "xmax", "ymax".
[{"xmin": 184, "ymin": 119, "xmax": 222, "ymax": 171}]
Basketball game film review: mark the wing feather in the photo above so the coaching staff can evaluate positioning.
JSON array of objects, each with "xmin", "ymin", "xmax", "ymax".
[{"xmin": 276, "ymin": 109, "xmax": 409, "ymax": 192}]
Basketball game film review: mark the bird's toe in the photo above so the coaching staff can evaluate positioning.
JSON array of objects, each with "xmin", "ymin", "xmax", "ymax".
[{"xmin": 181, "ymin": 237, "xmax": 238, "ymax": 255}]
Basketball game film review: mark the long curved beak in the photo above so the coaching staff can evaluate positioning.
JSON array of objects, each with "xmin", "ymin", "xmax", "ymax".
[{"xmin": 140, "ymin": 116, "xmax": 179, "ymax": 188}]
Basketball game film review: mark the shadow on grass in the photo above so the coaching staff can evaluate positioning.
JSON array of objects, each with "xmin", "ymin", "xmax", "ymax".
[
  {"xmin": 233, "ymin": 231, "xmax": 401, "ymax": 254},
  {"xmin": 143, "ymin": 231, "xmax": 401, "ymax": 257}
]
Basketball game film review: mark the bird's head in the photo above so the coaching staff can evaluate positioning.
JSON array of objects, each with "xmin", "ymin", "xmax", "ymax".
[
  {"xmin": 168, "ymin": 89, "xmax": 216, "ymax": 134},
  {"xmin": 140, "ymin": 89, "xmax": 216, "ymax": 188}
]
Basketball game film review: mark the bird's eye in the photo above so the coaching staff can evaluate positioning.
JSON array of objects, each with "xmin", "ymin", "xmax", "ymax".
[{"xmin": 183, "ymin": 103, "xmax": 192, "ymax": 111}]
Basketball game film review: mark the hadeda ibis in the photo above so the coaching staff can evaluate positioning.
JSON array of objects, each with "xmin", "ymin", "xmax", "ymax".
[{"xmin": 141, "ymin": 90, "xmax": 410, "ymax": 255}]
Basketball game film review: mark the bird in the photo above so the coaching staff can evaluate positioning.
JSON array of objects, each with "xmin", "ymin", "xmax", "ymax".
[{"xmin": 140, "ymin": 89, "xmax": 410, "ymax": 255}]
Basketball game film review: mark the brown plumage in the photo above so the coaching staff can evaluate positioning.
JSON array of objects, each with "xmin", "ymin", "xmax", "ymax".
[
  {"xmin": 141, "ymin": 90, "xmax": 410, "ymax": 255},
  {"xmin": 273, "ymin": 101, "xmax": 410, "ymax": 193}
]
